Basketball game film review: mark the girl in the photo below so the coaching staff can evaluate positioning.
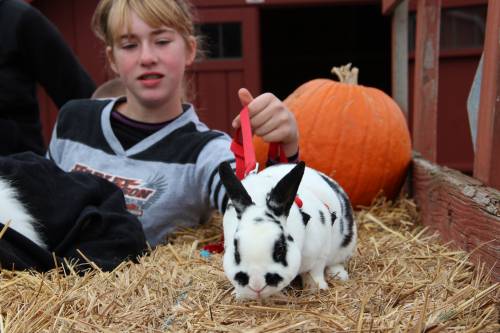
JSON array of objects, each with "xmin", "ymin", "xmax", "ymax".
[{"xmin": 48, "ymin": 0, "xmax": 299, "ymax": 246}]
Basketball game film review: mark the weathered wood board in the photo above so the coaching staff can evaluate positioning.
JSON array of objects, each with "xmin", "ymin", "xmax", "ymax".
[{"xmin": 412, "ymin": 155, "xmax": 500, "ymax": 282}]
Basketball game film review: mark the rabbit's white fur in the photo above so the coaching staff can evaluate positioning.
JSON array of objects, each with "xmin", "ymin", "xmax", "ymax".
[
  {"xmin": 0, "ymin": 177, "xmax": 47, "ymax": 249},
  {"xmin": 220, "ymin": 162, "xmax": 356, "ymax": 299}
]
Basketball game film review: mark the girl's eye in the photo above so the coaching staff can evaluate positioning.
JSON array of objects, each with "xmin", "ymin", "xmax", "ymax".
[
  {"xmin": 120, "ymin": 42, "xmax": 137, "ymax": 50},
  {"xmin": 156, "ymin": 39, "xmax": 171, "ymax": 46}
]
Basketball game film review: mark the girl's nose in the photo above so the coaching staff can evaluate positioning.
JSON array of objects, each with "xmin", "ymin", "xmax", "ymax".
[{"xmin": 140, "ymin": 44, "xmax": 157, "ymax": 66}]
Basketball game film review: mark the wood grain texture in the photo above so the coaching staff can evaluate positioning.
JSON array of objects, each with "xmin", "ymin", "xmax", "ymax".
[
  {"xmin": 412, "ymin": 155, "xmax": 500, "ymax": 282},
  {"xmin": 382, "ymin": 0, "xmax": 403, "ymax": 14},
  {"xmin": 391, "ymin": 0, "xmax": 409, "ymax": 118},
  {"xmin": 412, "ymin": 0, "xmax": 441, "ymax": 162},
  {"xmin": 473, "ymin": 0, "xmax": 500, "ymax": 189}
]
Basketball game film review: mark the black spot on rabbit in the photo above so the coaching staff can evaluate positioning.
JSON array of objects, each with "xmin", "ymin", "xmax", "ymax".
[
  {"xmin": 265, "ymin": 212, "xmax": 281, "ymax": 225},
  {"xmin": 341, "ymin": 197, "xmax": 355, "ymax": 247},
  {"xmin": 331, "ymin": 211, "xmax": 337, "ymax": 226},
  {"xmin": 300, "ymin": 210, "xmax": 310, "ymax": 226},
  {"xmin": 234, "ymin": 239, "xmax": 241, "ymax": 265},
  {"xmin": 265, "ymin": 273, "xmax": 283, "ymax": 287},
  {"xmin": 319, "ymin": 211, "xmax": 326, "ymax": 224},
  {"xmin": 273, "ymin": 233, "xmax": 288, "ymax": 267},
  {"xmin": 234, "ymin": 272, "xmax": 249, "ymax": 286}
]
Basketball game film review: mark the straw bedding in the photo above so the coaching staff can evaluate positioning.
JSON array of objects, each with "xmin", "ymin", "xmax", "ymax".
[{"xmin": 1, "ymin": 198, "xmax": 498, "ymax": 332}]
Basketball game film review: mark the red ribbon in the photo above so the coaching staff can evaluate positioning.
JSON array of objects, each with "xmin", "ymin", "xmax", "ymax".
[
  {"xmin": 268, "ymin": 142, "xmax": 288, "ymax": 164},
  {"xmin": 230, "ymin": 106, "xmax": 257, "ymax": 180}
]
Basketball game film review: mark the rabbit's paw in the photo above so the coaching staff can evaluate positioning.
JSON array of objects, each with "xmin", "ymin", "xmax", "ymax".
[{"xmin": 327, "ymin": 265, "xmax": 349, "ymax": 281}]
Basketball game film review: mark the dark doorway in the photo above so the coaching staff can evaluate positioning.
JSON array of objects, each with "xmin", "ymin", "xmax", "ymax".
[{"xmin": 260, "ymin": 4, "xmax": 391, "ymax": 100}]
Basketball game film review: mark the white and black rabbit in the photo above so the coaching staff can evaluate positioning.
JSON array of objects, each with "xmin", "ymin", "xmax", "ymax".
[
  {"xmin": 0, "ymin": 177, "xmax": 46, "ymax": 249},
  {"xmin": 218, "ymin": 161, "xmax": 357, "ymax": 299}
]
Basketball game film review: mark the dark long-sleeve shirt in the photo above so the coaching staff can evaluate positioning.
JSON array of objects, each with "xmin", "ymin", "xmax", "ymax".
[{"xmin": 0, "ymin": 0, "xmax": 95, "ymax": 155}]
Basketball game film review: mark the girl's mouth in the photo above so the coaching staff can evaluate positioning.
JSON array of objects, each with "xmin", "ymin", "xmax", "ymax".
[
  {"xmin": 139, "ymin": 73, "xmax": 163, "ymax": 80},
  {"xmin": 138, "ymin": 73, "xmax": 163, "ymax": 87}
]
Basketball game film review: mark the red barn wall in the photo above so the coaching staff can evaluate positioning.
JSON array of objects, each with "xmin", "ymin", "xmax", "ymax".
[{"xmin": 32, "ymin": 0, "xmax": 484, "ymax": 175}]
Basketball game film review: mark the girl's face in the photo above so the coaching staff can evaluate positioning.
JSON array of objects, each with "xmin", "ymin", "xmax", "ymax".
[{"xmin": 106, "ymin": 10, "xmax": 196, "ymax": 112}]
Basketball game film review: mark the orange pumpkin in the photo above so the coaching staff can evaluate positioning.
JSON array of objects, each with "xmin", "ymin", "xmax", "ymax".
[{"xmin": 254, "ymin": 64, "xmax": 412, "ymax": 207}]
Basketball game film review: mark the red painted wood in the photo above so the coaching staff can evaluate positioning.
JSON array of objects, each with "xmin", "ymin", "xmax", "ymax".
[
  {"xmin": 73, "ymin": 0, "xmax": 108, "ymax": 85},
  {"xmin": 413, "ymin": 156, "xmax": 500, "ymax": 282},
  {"xmin": 412, "ymin": 0, "xmax": 441, "ymax": 162},
  {"xmin": 196, "ymin": 72, "xmax": 230, "ymax": 131},
  {"xmin": 436, "ymin": 58, "xmax": 476, "ymax": 171},
  {"xmin": 190, "ymin": 7, "xmax": 260, "ymax": 132},
  {"xmin": 32, "ymin": 0, "xmax": 78, "ymax": 145},
  {"xmin": 382, "ymin": 0, "xmax": 403, "ymax": 14},
  {"xmin": 409, "ymin": 55, "xmax": 478, "ymax": 174},
  {"xmin": 241, "ymin": 7, "xmax": 261, "ymax": 95},
  {"xmin": 191, "ymin": 60, "xmax": 244, "ymax": 72},
  {"xmin": 193, "ymin": 0, "xmax": 482, "ymax": 8},
  {"xmin": 409, "ymin": 0, "xmax": 487, "ymax": 10},
  {"xmin": 193, "ymin": 0, "xmax": 377, "ymax": 7},
  {"xmin": 227, "ymin": 72, "xmax": 245, "ymax": 124},
  {"xmin": 390, "ymin": 0, "xmax": 409, "ymax": 118},
  {"xmin": 474, "ymin": 0, "xmax": 500, "ymax": 189}
]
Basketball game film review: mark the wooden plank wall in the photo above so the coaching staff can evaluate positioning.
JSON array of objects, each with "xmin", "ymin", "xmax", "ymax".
[
  {"xmin": 413, "ymin": 156, "xmax": 500, "ymax": 282},
  {"xmin": 412, "ymin": 0, "xmax": 441, "ymax": 163},
  {"xmin": 473, "ymin": 0, "xmax": 500, "ymax": 189},
  {"xmin": 384, "ymin": 0, "xmax": 500, "ymax": 281}
]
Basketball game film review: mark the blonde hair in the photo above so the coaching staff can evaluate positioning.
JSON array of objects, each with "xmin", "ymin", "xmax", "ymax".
[
  {"xmin": 92, "ymin": 0, "xmax": 196, "ymax": 47},
  {"xmin": 91, "ymin": 0, "xmax": 200, "ymax": 102}
]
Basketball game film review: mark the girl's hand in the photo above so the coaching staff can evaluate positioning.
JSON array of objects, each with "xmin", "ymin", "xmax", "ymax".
[{"xmin": 232, "ymin": 88, "xmax": 299, "ymax": 157}]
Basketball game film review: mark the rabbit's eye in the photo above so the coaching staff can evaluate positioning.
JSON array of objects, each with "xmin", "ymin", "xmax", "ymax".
[
  {"xmin": 265, "ymin": 273, "xmax": 283, "ymax": 287},
  {"xmin": 234, "ymin": 271, "xmax": 249, "ymax": 286}
]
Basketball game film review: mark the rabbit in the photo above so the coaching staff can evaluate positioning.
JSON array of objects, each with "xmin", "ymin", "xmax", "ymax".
[
  {"xmin": 218, "ymin": 161, "xmax": 356, "ymax": 299},
  {"xmin": 0, "ymin": 176, "xmax": 47, "ymax": 249}
]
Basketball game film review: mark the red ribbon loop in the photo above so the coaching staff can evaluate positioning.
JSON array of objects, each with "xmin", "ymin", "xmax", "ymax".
[
  {"xmin": 231, "ymin": 106, "xmax": 257, "ymax": 180},
  {"xmin": 268, "ymin": 142, "xmax": 288, "ymax": 164},
  {"xmin": 230, "ymin": 106, "xmax": 288, "ymax": 180}
]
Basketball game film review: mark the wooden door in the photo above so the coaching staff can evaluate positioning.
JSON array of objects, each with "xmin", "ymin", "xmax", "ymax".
[{"xmin": 188, "ymin": 7, "xmax": 261, "ymax": 133}]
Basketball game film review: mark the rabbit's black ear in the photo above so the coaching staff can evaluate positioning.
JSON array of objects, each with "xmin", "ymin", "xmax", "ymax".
[
  {"xmin": 267, "ymin": 162, "xmax": 305, "ymax": 218},
  {"xmin": 218, "ymin": 162, "xmax": 253, "ymax": 217}
]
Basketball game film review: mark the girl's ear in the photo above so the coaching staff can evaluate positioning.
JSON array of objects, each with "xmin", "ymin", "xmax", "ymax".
[
  {"xmin": 185, "ymin": 36, "xmax": 197, "ymax": 66},
  {"xmin": 106, "ymin": 46, "xmax": 119, "ymax": 74}
]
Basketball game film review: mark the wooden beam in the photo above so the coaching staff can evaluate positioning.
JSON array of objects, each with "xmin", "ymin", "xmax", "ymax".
[
  {"xmin": 391, "ymin": 0, "xmax": 409, "ymax": 118},
  {"xmin": 473, "ymin": 0, "xmax": 500, "ymax": 190},
  {"xmin": 193, "ymin": 0, "xmax": 379, "ymax": 7},
  {"xmin": 412, "ymin": 0, "xmax": 441, "ymax": 163},
  {"xmin": 382, "ymin": 0, "xmax": 403, "ymax": 15},
  {"xmin": 412, "ymin": 155, "xmax": 500, "ymax": 282}
]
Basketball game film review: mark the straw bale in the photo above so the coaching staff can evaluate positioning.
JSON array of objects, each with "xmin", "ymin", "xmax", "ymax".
[{"xmin": 1, "ymin": 197, "xmax": 498, "ymax": 332}]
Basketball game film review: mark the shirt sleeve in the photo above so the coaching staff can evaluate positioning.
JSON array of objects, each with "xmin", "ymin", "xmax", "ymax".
[
  {"xmin": 18, "ymin": 6, "xmax": 96, "ymax": 107},
  {"xmin": 195, "ymin": 133, "xmax": 235, "ymax": 214},
  {"xmin": 46, "ymin": 113, "xmax": 65, "ymax": 165}
]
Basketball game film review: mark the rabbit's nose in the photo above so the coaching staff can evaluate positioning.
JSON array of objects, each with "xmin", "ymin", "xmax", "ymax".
[
  {"xmin": 248, "ymin": 277, "xmax": 266, "ymax": 292},
  {"xmin": 248, "ymin": 285, "xmax": 267, "ymax": 298}
]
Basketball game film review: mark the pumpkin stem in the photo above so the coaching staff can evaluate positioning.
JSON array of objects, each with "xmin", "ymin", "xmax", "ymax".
[{"xmin": 331, "ymin": 63, "xmax": 359, "ymax": 85}]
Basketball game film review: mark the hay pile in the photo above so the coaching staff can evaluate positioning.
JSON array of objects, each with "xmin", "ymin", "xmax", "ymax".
[{"xmin": 1, "ymin": 198, "xmax": 498, "ymax": 332}]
